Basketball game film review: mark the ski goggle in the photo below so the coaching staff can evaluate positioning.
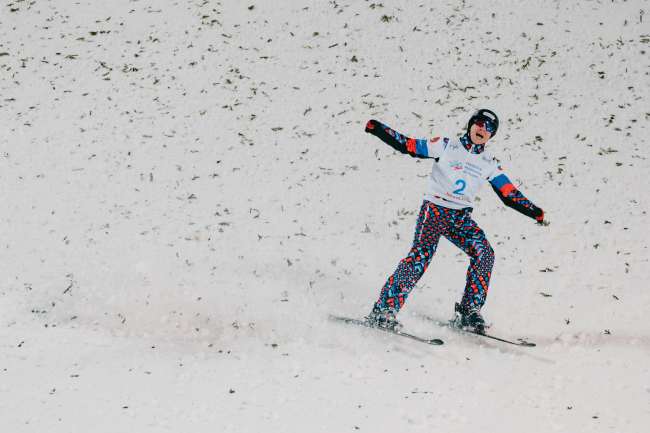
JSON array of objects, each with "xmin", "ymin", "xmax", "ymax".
[{"xmin": 474, "ymin": 118, "xmax": 497, "ymax": 134}]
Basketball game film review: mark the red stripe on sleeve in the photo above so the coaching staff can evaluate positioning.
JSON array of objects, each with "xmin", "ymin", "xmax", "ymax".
[
  {"xmin": 406, "ymin": 138, "xmax": 416, "ymax": 154},
  {"xmin": 499, "ymin": 183, "xmax": 516, "ymax": 196}
]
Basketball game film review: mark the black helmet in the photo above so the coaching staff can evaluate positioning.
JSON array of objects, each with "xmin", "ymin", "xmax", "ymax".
[{"xmin": 467, "ymin": 109, "xmax": 499, "ymax": 137}]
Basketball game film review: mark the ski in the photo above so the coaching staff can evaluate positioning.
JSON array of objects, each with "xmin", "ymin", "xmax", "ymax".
[
  {"xmin": 419, "ymin": 314, "xmax": 535, "ymax": 347},
  {"xmin": 455, "ymin": 324, "xmax": 536, "ymax": 347},
  {"xmin": 329, "ymin": 315, "xmax": 444, "ymax": 346}
]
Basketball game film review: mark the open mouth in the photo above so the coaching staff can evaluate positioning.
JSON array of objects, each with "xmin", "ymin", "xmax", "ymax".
[{"xmin": 476, "ymin": 132, "xmax": 485, "ymax": 139}]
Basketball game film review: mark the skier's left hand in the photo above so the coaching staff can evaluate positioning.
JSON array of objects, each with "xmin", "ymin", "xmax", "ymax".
[{"xmin": 535, "ymin": 210, "xmax": 549, "ymax": 226}]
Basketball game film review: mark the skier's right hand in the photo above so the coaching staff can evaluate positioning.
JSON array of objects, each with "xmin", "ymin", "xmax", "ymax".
[{"xmin": 365, "ymin": 119, "xmax": 379, "ymax": 133}]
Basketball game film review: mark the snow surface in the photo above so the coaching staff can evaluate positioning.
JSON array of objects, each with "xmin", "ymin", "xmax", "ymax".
[{"xmin": 1, "ymin": 0, "xmax": 649, "ymax": 432}]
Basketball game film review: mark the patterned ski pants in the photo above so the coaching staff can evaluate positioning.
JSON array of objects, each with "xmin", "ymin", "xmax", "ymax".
[{"xmin": 374, "ymin": 200, "xmax": 495, "ymax": 313}]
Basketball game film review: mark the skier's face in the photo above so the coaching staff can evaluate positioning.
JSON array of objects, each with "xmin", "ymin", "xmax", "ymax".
[{"xmin": 469, "ymin": 121, "xmax": 492, "ymax": 145}]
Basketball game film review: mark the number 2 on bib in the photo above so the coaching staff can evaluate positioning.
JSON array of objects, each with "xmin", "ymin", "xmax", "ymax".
[{"xmin": 453, "ymin": 179, "xmax": 466, "ymax": 195}]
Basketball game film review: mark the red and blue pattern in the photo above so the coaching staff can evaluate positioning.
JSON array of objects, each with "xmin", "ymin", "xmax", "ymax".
[
  {"xmin": 489, "ymin": 173, "xmax": 543, "ymax": 221},
  {"xmin": 374, "ymin": 201, "xmax": 494, "ymax": 313},
  {"xmin": 365, "ymin": 119, "xmax": 431, "ymax": 158}
]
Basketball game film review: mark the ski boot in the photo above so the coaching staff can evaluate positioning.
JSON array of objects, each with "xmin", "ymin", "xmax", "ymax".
[
  {"xmin": 366, "ymin": 307, "xmax": 402, "ymax": 331},
  {"xmin": 453, "ymin": 302, "xmax": 486, "ymax": 334}
]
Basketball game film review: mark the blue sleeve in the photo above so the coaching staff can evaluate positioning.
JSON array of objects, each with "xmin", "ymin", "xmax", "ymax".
[
  {"xmin": 365, "ymin": 119, "xmax": 436, "ymax": 159},
  {"xmin": 489, "ymin": 172, "xmax": 544, "ymax": 221}
]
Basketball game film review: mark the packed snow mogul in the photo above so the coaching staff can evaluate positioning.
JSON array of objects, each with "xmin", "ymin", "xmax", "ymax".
[{"xmin": 365, "ymin": 109, "xmax": 545, "ymax": 334}]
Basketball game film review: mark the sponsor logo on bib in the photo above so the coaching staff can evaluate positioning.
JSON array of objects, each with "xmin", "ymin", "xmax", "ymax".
[{"xmin": 449, "ymin": 161, "xmax": 463, "ymax": 171}]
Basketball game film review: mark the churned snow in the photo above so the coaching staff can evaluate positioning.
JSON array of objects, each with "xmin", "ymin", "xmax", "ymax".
[{"xmin": 1, "ymin": 1, "xmax": 649, "ymax": 432}]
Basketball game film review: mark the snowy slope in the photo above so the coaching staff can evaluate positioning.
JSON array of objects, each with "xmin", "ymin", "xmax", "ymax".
[{"xmin": 1, "ymin": 0, "xmax": 649, "ymax": 432}]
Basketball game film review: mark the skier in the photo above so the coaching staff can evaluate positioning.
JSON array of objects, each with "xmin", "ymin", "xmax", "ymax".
[{"xmin": 364, "ymin": 109, "xmax": 545, "ymax": 334}]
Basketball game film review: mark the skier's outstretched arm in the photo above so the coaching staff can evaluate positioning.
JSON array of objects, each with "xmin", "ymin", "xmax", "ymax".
[
  {"xmin": 365, "ymin": 119, "xmax": 441, "ymax": 160},
  {"xmin": 489, "ymin": 172, "xmax": 545, "ymax": 223}
]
